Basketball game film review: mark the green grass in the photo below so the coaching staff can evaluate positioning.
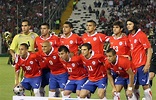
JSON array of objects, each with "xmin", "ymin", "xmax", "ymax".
[{"xmin": 0, "ymin": 57, "xmax": 155, "ymax": 99}]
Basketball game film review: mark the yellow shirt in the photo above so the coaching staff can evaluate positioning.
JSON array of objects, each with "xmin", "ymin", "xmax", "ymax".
[{"xmin": 10, "ymin": 32, "xmax": 38, "ymax": 54}]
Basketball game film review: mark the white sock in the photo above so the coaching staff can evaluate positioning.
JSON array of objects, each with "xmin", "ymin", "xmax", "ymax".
[
  {"xmin": 134, "ymin": 89, "xmax": 140, "ymax": 100},
  {"xmin": 39, "ymin": 87, "xmax": 45, "ymax": 97},
  {"xmin": 103, "ymin": 97, "xmax": 107, "ymax": 100},
  {"xmin": 33, "ymin": 89, "xmax": 41, "ymax": 97},
  {"xmin": 49, "ymin": 91, "xmax": 55, "ymax": 97},
  {"xmin": 63, "ymin": 95, "xmax": 70, "ymax": 98},
  {"xmin": 128, "ymin": 93, "xmax": 137, "ymax": 100},
  {"xmin": 144, "ymin": 88, "xmax": 152, "ymax": 100},
  {"xmin": 77, "ymin": 96, "xmax": 80, "ymax": 98},
  {"xmin": 113, "ymin": 92, "xmax": 120, "ymax": 100}
]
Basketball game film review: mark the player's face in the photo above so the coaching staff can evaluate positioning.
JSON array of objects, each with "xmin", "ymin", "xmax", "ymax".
[
  {"xmin": 63, "ymin": 24, "xmax": 72, "ymax": 35},
  {"xmin": 86, "ymin": 22, "xmax": 96, "ymax": 33},
  {"xmin": 19, "ymin": 45, "xmax": 28, "ymax": 57},
  {"xmin": 42, "ymin": 42, "xmax": 51, "ymax": 53},
  {"xmin": 81, "ymin": 46, "xmax": 91, "ymax": 58},
  {"xmin": 113, "ymin": 25, "xmax": 122, "ymax": 35},
  {"xmin": 106, "ymin": 52, "xmax": 116, "ymax": 63},
  {"xmin": 58, "ymin": 50, "xmax": 69, "ymax": 61},
  {"xmin": 126, "ymin": 21, "xmax": 134, "ymax": 31},
  {"xmin": 40, "ymin": 25, "xmax": 50, "ymax": 36},
  {"xmin": 21, "ymin": 22, "xmax": 30, "ymax": 34}
]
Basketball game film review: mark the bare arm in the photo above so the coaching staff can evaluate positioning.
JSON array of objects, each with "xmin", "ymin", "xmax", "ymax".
[
  {"xmin": 126, "ymin": 68, "xmax": 135, "ymax": 98},
  {"xmin": 144, "ymin": 47, "xmax": 152, "ymax": 73},
  {"xmin": 10, "ymin": 49, "xmax": 15, "ymax": 60},
  {"xmin": 15, "ymin": 70, "xmax": 20, "ymax": 86},
  {"xmin": 107, "ymin": 69, "xmax": 116, "ymax": 95}
]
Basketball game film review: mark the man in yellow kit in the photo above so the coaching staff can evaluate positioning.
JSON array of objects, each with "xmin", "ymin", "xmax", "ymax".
[
  {"xmin": 10, "ymin": 19, "xmax": 38, "ymax": 91},
  {"xmin": 10, "ymin": 19, "xmax": 38, "ymax": 59}
]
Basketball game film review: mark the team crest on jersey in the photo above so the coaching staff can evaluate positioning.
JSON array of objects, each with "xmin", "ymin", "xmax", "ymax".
[
  {"xmin": 119, "ymin": 42, "xmax": 123, "ymax": 45},
  {"xmin": 72, "ymin": 63, "xmax": 75, "ymax": 67},
  {"xmin": 92, "ymin": 61, "xmax": 96, "ymax": 65},
  {"xmin": 70, "ymin": 40, "xmax": 73, "ymax": 44},
  {"xmin": 118, "ymin": 67, "xmax": 122, "ymax": 70},
  {"xmin": 93, "ymin": 37, "xmax": 97, "ymax": 41},
  {"xmin": 30, "ymin": 61, "xmax": 33, "ymax": 64},
  {"xmin": 53, "ymin": 56, "xmax": 56, "ymax": 59},
  {"xmin": 134, "ymin": 39, "xmax": 137, "ymax": 43},
  {"xmin": 49, "ymin": 60, "xmax": 53, "ymax": 65}
]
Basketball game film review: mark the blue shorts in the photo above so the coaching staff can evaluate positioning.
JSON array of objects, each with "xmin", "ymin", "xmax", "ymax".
[
  {"xmin": 81, "ymin": 78, "xmax": 107, "ymax": 93},
  {"xmin": 41, "ymin": 68, "xmax": 50, "ymax": 87},
  {"xmin": 136, "ymin": 66, "xmax": 149, "ymax": 85},
  {"xmin": 115, "ymin": 75, "xmax": 137, "ymax": 86},
  {"xmin": 65, "ymin": 78, "xmax": 88, "ymax": 93},
  {"xmin": 49, "ymin": 72, "xmax": 68, "ymax": 90},
  {"xmin": 21, "ymin": 76, "xmax": 41, "ymax": 90}
]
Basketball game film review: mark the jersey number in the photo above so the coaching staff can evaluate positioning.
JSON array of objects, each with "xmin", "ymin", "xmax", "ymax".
[{"xmin": 87, "ymin": 66, "xmax": 93, "ymax": 71}]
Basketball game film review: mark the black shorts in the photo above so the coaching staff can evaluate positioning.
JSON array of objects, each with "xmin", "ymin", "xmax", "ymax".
[{"xmin": 149, "ymin": 62, "xmax": 156, "ymax": 74}]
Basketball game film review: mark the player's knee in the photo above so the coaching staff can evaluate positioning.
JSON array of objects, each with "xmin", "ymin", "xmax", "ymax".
[
  {"xmin": 98, "ymin": 92, "xmax": 104, "ymax": 99},
  {"xmin": 79, "ymin": 91, "xmax": 87, "ymax": 98}
]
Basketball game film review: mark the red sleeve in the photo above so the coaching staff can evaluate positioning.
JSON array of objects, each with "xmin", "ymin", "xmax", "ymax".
[
  {"xmin": 139, "ymin": 31, "xmax": 151, "ymax": 49},
  {"xmin": 76, "ymin": 35, "xmax": 83, "ymax": 45},
  {"xmin": 99, "ymin": 33, "xmax": 108, "ymax": 42}
]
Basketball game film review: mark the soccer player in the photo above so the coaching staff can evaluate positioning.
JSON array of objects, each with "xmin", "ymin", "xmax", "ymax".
[
  {"xmin": 126, "ymin": 17, "xmax": 152, "ymax": 100},
  {"xmin": 40, "ymin": 41, "xmax": 68, "ymax": 97},
  {"xmin": 34, "ymin": 23, "xmax": 60, "ymax": 96},
  {"xmin": 58, "ymin": 45, "xmax": 88, "ymax": 98},
  {"xmin": 82, "ymin": 20, "xmax": 108, "ymax": 54},
  {"xmin": 79, "ymin": 43, "xmax": 107, "ymax": 99},
  {"xmin": 10, "ymin": 19, "xmax": 38, "ymax": 60},
  {"xmin": 108, "ymin": 20, "xmax": 131, "ymax": 60},
  {"xmin": 105, "ymin": 48, "xmax": 137, "ymax": 100},
  {"xmin": 14, "ymin": 43, "xmax": 41, "ymax": 97},
  {"xmin": 60, "ymin": 21, "xmax": 83, "ymax": 56},
  {"xmin": 149, "ymin": 43, "xmax": 156, "ymax": 87},
  {"xmin": 35, "ymin": 23, "xmax": 59, "ymax": 52},
  {"xmin": 10, "ymin": 20, "xmax": 38, "ymax": 95}
]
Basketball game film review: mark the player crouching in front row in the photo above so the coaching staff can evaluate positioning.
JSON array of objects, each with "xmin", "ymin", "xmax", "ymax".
[
  {"xmin": 105, "ymin": 48, "xmax": 137, "ymax": 100},
  {"xmin": 14, "ymin": 43, "xmax": 42, "ymax": 96}
]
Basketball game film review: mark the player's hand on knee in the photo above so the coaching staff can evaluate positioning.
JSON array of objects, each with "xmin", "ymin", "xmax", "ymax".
[{"xmin": 126, "ymin": 90, "xmax": 133, "ymax": 98}]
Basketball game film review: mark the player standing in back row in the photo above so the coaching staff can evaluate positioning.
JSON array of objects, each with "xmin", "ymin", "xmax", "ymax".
[
  {"xmin": 126, "ymin": 17, "xmax": 152, "ymax": 100},
  {"xmin": 82, "ymin": 20, "xmax": 108, "ymax": 55}
]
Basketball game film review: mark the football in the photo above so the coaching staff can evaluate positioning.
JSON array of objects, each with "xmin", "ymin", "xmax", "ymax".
[{"xmin": 13, "ymin": 85, "xmax": 25, "ymax": 96}]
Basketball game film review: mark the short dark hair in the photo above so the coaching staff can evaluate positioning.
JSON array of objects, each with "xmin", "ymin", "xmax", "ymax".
[
  {"xmin": 87, "ymin": 20, "xmax": 97, "ymax": 26},
  {"xmin": 64, "ymin": 21, "xmax": 73, "ymax": 28},
  {"xmin": 20, "ymin": 43, "xmax": 29, "ymax": 49},
  {"xmin": 106, "ymin": 48, "xmax": 116, "ymax": 55},
  {"xmin": 22, "ymin": 19, "xmax": 31, "ymax": 26},
  {"xmin": 58, "ymin": 45, "xmax": 70, "ymax": 53},
  {"xmin": 40, "ymin": 23, "xmax": 49, "ymax": 29},
  {"xmin": 113, "ymin": 20, "xmax": 124, "ymax": 29},
  {"xmin": 81, "ymin": 43, "xmax": 92, "ymax": 50}
]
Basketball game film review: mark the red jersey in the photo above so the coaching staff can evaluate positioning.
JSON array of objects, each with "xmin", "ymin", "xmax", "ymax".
[
  {"xmin": 39, "ymin": 47, "xmax": 67, "ymax": 75},
  {"xmin": 105, "ymin": 55, "xmax": 136, "ymax": 78},
  {"xmin": 35, "ymin": 34, "xmax": 60, "ymax": 52},
  {"xmin": 109, "ymin": 34, "xmax": 130, "ymax": 56},
  {"xmin": 60, "ymin": 56, "xmax": 88, "ymax": 80},
  {"xmin": 82, "ymin": 32, "xmax": 107, "ymax": 54},
  {"xmin": 15, "ymin": 53, "xmax": 41, "ymax": 78},
  {"xmin": 80, "ymin": 52, "xmax": 107, "ymax": 82},
  {"xmin": 60, "ymin": 32, "xmax": 82, "ymax": 55},
  {"xmin": 128, "ymin": 29, "xmax": 151, "ymax": 68}
]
